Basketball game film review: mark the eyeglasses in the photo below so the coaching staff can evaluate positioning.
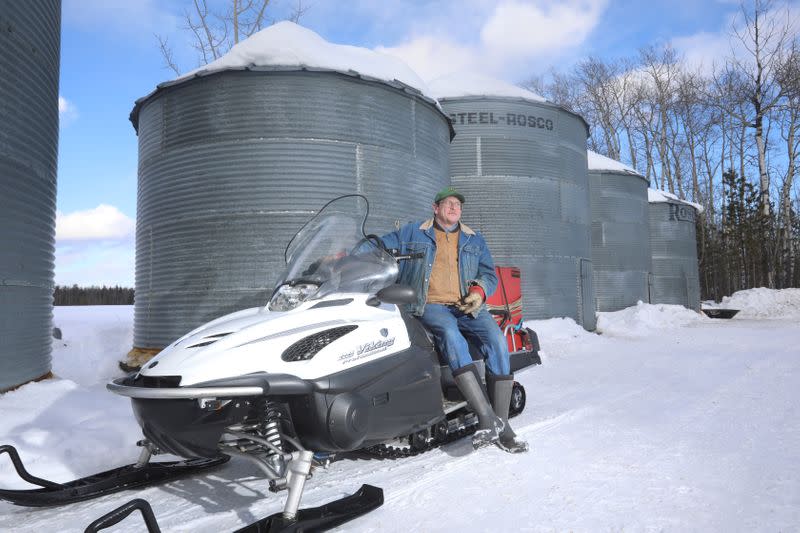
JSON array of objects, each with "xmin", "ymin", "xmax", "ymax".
[{"xmin": 439, "ymin": 200, "xmax": 462, "ymax": 209}]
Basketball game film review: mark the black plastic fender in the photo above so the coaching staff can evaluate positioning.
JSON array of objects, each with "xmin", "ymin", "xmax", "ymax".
[{"xmin": 326, "ymin": 392, "xmax": 370, "ymax": 449}]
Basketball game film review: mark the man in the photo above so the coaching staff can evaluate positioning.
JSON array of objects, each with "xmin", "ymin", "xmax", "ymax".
[{"xmin": 378, "ymin": 186, "xmax": 527, "ymax": 453}]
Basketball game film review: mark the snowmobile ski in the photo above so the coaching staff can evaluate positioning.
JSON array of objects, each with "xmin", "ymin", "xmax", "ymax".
[
  {"xmin": 0, "ymin": 444, "xmax": 229, "ymax": 507},
  {"xmin": 233, "ymin": 484, "xmax": 384, "ymax": 533},
  {"xmin": 84, "ymin": 498, "xmax": 162, "ymax": 533}
]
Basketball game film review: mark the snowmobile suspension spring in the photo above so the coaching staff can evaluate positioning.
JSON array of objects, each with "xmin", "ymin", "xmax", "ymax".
[{"xmin": 261, "ymin": 399, "xmax": 284, "ymax": 453}]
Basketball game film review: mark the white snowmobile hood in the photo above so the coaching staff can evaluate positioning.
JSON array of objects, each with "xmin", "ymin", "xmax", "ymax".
[{"xmin": 139, "ymin": 294, "xmax": 411, "ymax": 386}]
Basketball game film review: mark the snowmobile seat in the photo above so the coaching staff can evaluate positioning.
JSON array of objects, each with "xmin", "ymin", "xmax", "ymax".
[
  {"xmin": 417, "ymin": 318, "xmax": 486, "ymax": 398},
  {"xmin": 398, "ymin": 310, "xmax": 485, "ymax": 401}
]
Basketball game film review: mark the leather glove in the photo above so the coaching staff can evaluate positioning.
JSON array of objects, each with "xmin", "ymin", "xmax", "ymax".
[{"xmin": 457, "ymin": 287, "xmax": 485, "ymax": 315}]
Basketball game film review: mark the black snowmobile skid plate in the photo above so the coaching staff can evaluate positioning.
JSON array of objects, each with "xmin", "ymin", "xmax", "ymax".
[
  {"xmin": 233, "ymin": 484, "xmax": 384, "ymax": 533},
  {"xmin": 0, "ymin": 444, "xmax": 229, "ymax": 507}
]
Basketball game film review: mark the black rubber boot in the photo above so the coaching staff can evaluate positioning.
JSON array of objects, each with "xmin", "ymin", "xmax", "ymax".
[
  {"xmin": 487, "ymin": 374, "xmax": 529, "ymax": 454},
  {"xmin": 453, "ymin": 364, "xmax": 504, "ymax": 449}
]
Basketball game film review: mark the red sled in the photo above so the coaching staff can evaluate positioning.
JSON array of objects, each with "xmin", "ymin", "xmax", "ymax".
[{"xmin": 486, "ymin": 267, "xmax": 541, "ymax": 371}]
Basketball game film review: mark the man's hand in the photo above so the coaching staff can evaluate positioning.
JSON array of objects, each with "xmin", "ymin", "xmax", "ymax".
[{"xmin": 457, "ymin": 286, "xmax": 485, "ymax": 315}]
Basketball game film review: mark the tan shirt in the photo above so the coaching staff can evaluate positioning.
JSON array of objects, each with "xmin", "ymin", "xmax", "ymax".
[{"xmin": 426, "ymin": 227, "xmax": 462, "ymax": 304}]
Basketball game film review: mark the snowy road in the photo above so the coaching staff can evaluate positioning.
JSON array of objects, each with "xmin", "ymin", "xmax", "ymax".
[{"xmin": 1, "ymin": 301, "xmax": 799, "ymax": 532}]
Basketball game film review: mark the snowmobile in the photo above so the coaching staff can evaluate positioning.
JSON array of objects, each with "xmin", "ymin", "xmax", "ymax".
[{"xmin": 0, "ymin": 195, "xmax": 540, "ymax": 531}]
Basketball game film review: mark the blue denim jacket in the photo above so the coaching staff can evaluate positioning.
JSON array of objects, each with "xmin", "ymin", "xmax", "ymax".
[{"xmin": 380, "ymin": 218, "xmax": 498, "ymax": 316}]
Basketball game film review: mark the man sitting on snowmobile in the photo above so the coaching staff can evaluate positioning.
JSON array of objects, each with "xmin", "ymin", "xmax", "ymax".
[{"xmin": 377, "ymin": 186, "xmax": 528, "ymax": 453}]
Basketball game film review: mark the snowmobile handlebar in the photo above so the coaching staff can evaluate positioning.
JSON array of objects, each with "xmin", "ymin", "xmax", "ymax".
[{"xmin": 389, "ymin": 250, "xmax": 425, "ymax": 261}]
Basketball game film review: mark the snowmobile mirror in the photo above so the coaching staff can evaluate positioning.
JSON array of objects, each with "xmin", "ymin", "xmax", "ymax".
[{"xmin": 375, "ymin": 284, "xmax": 417, "ymax": 305}]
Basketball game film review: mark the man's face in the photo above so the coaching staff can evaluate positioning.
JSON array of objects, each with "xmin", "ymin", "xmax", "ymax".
[{"xmin": 433, "ymin": 196, "xmax": 463, "ymax": 227}]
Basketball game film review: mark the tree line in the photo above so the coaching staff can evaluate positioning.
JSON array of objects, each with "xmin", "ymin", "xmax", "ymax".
[
  {"xmin": 54, "ymin": 285, "xmax": 134, "ymax": 306},
  {"xmin": 527, "ymin": 0, "xmax": 799, "ymax": 301}
]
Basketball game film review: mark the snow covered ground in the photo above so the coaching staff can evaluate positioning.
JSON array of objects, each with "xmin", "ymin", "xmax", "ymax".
[{"xmin": 1, "ymin": 289, "xmax": 799, "ymax": 532}]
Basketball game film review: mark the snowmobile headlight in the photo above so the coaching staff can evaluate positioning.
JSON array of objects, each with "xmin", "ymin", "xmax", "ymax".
[{"xmin": 269, "ymin": 283, "xmax": 319, "ymax": 312}]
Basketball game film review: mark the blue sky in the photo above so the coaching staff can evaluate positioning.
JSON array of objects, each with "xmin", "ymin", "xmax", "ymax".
[{"xmin": 55, "ymin": 0, "xmax": 776, "ymax": 286}]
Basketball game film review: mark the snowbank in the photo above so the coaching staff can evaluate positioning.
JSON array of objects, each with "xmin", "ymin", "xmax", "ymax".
[
  {"xmin": 523, "ymin": 317, "xmax": 601, "ymax": 363},
  {"xmin": 4, "ymin": 303, "xmax": 800, "ymax": 531},
  {"xmin": 525, "ymin": 316, "xmax": 594, "ymax": 343},
  {"xmin": 51, "ymin": 306, "xmax": 133, "ymax": 387},
  {"xmin": 179, "ymin": 21, "xmax": 431, "ymax": 98},
  {"xmin": 719, "ymin": 287, "xmax": 800, "ymax": 319},
  {"xmin": 0, "ymin": 377, "xmax": 144, "ymax": 488},
  {"xmin": 428, "ymin": 72, "xmax": 545, "ymax": 102},
  {"xmin": 648, "ymin": 187, "xmax": 704, "ymax": 213},
  {"xmin": 596, "ymin": 301, "xmax": 707, "ymax": 337},
  {"xmin": 587, "ymin": 150, "xmax": 642, "ymax": 176}
]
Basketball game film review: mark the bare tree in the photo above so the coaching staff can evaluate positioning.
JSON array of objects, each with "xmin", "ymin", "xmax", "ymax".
[
  {"xmin": 726, "ymin": 0, "xmax": 795, "ymax": 218},
  {"xmin": 573, "ymin": 57, "xmax": 627, "ymax": 159},
  {"xmin": 674, "ymin": 70, "xmax": 708, "ymax": 204},
  {"xmin": 527, "ymin": 7, "xmax": 800, "ymax": 296},
  {"xmin": 639, "ymin": 44, "xmax": 683, "ymax": 195},
  {"xmin": 629, "ymin": 79, "xmax": 659, "ymax": 184},
  {"xmin": 776, "ymin": 40, "xmax": 800, "ymax": 285},
  {"xmin": 157, "ymin": 0, "xmax": 307, "ymax": 76},
  {"xmin": 287, "ymin": 0, "xmax": 309, "ymax": 22}
]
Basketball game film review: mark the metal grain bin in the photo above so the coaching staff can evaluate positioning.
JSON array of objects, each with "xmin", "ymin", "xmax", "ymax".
[
  {"xmin": 434, "ymin": 83, "xmax": 595, "ymax": 329},
  {"xmin": 0, "ymin": 0, "xmax": 60, "ymax": 390},
  {"xmin": 588, "ymin": 151, "xmax": 651, "ymax": 312},
  {"xmin": 648, "ymin": 192, "xmax": 701, "ymax": 310},
  {"xmin": 131, "ymin": 68, "xmax": 450, "ymax": 349}
]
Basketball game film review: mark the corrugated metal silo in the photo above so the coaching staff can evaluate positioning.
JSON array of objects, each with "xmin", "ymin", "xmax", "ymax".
[
  {"xmin": 432, "ymin": 76, "xmax": 595, "ymax": 330},
  {"xmin": 588, "ymin": 151, "xmax": 651, "ymax": 311},
  {"xmin": 0, "ymin": 0, "xmax": 61, "ymax": 390},
  {"xmin": 131, "ymin": 67, "xmax": 451, "ymax": 350},
  {"xmin": 648, "ymin": 192, "xmax": 701, "ymax": 310}
]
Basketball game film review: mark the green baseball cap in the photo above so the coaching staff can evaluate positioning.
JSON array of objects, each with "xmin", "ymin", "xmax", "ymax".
[{"xmin": 434, "ymin": 186, "xmax": 465, "ymax": 204}]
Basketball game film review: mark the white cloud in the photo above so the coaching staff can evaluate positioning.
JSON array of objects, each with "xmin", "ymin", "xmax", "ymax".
[
  {"xmin": 481, "ymin": 0, "xmax": 606, "ymax": 58},
  {"xmin": 671, "ymin": 31, "xmax": 732, "ymax": 74},
  {"xmin": 58, "ymin": 96, "xmax": 78, "ymax": 125},
  {"xmin": 376, "ymin": 36, "xmax": 479, "ymax": 82},
  {"xmin": 375, "ymin": 0, "xmax": 608, "ymax": 81},
  {"xmin": 56, "ymin": 204, "xmax": 135, "ymax": 242},
  {"xmin": 670, "ymin": 3, "xmax": 800, "ymax": 75},
  {"xmin": 55, "ymin": 242, "xmax": 135, "ymax": 287}
]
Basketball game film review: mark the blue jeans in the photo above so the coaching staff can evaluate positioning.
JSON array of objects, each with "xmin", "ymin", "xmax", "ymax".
[{"xmin": 419, "ymin": 304, "xmax": 510, "ymax": 375}]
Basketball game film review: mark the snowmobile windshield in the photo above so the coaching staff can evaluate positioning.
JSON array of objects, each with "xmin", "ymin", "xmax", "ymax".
[{"xmin": 269, "ymin": 195, "xmax": 398, "ymax": 311}]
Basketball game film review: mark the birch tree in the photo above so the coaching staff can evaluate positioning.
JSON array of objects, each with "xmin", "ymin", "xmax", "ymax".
[{"xmin": 727, "ymin": 0, "xmax": 794, "ymax": 218}]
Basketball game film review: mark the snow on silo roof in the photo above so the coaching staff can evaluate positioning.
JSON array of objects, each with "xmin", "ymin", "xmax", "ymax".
[
  {"xmin": 177, "ymin": 21, "xmax": 432, "ymax": 98},
  {"xmin": 587, "ymin": 150, "xmax": 642, "ymax": 176},
  {"xmin": 428, "ymin": 72, "xmax": 546, "ymax": 102},
  {"xmin": 648, "ymin": 188, "xmax": 704, "ymax": 213}
]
